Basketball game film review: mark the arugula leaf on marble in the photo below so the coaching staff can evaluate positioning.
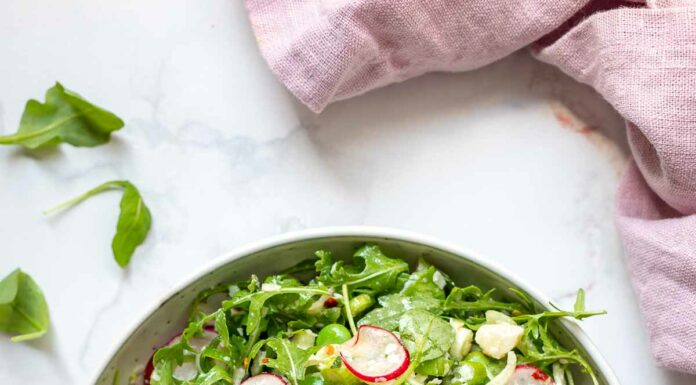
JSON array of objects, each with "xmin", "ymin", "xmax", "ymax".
[
  {"xmin": 315, "ymin": 245, "xmax": 409, "ymax": 295},
  {"xmin": 0, "ymin": 83, "xmax": 123, "ymax": 149},
  {"xmin": 0, "ymin": 269, "xmax": 50, "ymax": 342},
  {"xmin": 44, "ymin": 180, "xmax": 151, "ymax": 267}
]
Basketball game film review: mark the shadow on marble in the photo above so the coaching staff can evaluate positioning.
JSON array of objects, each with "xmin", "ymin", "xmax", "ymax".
[
  {"xmin": 666, "ymin": 371, "xmax": 696, "ymax": 385},
  {"xmin": 291, "ymin": 51, "xmax": 629, "ymax": 157}
]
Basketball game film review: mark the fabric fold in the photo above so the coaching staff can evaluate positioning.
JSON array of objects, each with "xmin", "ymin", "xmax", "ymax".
[
  {"xmin": 245, "ymin": 0, "xmax": 590, "ymax": 112},
  {"xmin": 244, "ymin": 0, "xmax": 696, "ymax": 373}
]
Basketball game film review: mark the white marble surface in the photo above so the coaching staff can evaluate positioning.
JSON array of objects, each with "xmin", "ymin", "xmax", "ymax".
[{"xmin": 0, "ymin": 1, "xmax": 694, "ymax": 384}]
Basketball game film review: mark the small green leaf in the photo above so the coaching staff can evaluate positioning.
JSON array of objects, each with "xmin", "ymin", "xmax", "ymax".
[
  {"xmin": 574, "ymin": 289, "xmax": 586, "ymax": 313},
  {"xmin": 44, "ymin": 180, "xmax": 151, "ymax": 267},
  {"xmin": 197, "ymin": 366, "xmax": 233, "ymax": 385},
  {"xmin": 397, "ymin": 310, "xmax": 454, "ymax": 361},
  {"xmin": 0, "ymin": 269, "xmax": 50, "ymax": 342},
  {"xmin": 444, "ymin": 286, "xmax": 524, "ymax": 313},
  {"xmin": 358, "ymin": 292, "xmax": 442, "ymax": 330},
  {"xmin": 224, "ymin": 284, "xmax": 331, "ymax": 335},
  {"xmin": 401, "ymin": 261, "xmax": 446, "ymax": 300},
  {"xmin": 262, "ymin": 338, "xmax": 316, "ymax": 385},
  {"xmin": 513, "ymin": 295, "xmax": 606, "ymax": 385},
  {"xmin": 0, "ymin": 83, "xmax": 123, "ymax": 149},
  {"xmin": 315, "ymin": 246, "xmax": 409, "ymax": 294}
]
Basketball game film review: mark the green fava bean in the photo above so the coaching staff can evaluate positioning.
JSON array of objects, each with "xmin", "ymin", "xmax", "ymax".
[
  {"xmin": 316, "ymin": 324, "xmax": 352, "ymax": 347},
  {"xmin": 416, "ymin": 357, "xmax": 453, "ymax": 377},
  {"xmin": 321, "ymin": 363, "xmax": 361, "ymax": 385},
  {"xmin": 463, "ymin": 352, "xmax": 505, "ymax": 380},
  {"xmin": 453, "ymin": 361, "xmax": 488, "ymax": 385},
  {"xmin": 299, "ymin": 373, "xmax": 326, "ymax": 385}
]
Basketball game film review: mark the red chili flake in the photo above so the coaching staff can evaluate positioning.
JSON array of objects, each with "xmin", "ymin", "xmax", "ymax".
[
  {"xmin": 261, "ymin": 358, "xmax": 269, "ymax": 364},
  {"xmin": 324, "ymin": 297, "xmax": 338, "ymax": 308}
]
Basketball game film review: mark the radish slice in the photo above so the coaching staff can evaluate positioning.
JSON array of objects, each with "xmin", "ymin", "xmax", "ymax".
[
  {"xmin": 340, "ymin": 325, "xmax": 410, "ymax": 382},
  {"xmin": 241, "ymin": 373, "xmax": 290, "ymax": 385},
  {"xmin": 144, "ymin": 326, "xmax": 218, "ymax": 384},
  {"xmin": 508, "ymin": 365, "xmax": 555, "ymax": 385}
]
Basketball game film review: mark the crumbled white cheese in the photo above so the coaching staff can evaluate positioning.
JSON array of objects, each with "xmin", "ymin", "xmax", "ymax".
[
  {"xmin": 291, "ymin": 329, "xmax": 317, "ymax": 350},
  {"xmin": 261, "ymin": 283, "xmax": 282, "ymax": 292},
  {"xmin": 474, "ymin": 323, "xmax": 524, "ymax": 359},
  {"xmin": 485, "ymin": 310, "xmax": 516, "ymax": 325},
  {"xmin": 433, "ymin": 271, "xmax": 447, "ymax": 289},
  {"xmin": 307, "ymin": 295, "xmax": 329, "ymax": 314},
  {"xmin": 448, "ymin": 319, "xmax": 473, "ymax": 360},
  {"xmin": 454, "ymin": 362, "xmax": 475, "ymax": 383}
]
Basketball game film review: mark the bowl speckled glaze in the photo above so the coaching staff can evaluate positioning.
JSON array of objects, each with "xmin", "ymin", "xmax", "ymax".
[{"xmin": 91, "ymin": 227, "xmax": 620, "ymax": 385}]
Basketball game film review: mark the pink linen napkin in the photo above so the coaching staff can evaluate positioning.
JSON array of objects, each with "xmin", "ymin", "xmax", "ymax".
[{"xmin": 245, "ymin": 0, "xmax": 696, "ymax": 374}]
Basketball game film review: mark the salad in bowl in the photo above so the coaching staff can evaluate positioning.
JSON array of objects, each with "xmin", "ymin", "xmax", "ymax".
[{"xmin": 141, "ymin": 245, "xmax": 604, "ymax": 385}]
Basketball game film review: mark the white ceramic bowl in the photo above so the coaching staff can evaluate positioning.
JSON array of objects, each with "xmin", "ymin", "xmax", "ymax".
[{"xmin": 91, "ymin": 227, "xmax": 620, "ymax": 385}]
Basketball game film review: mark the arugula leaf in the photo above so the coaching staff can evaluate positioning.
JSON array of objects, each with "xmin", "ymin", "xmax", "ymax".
[
  {"xmin": 152, "ymin": 309, "xmax": 245, "ymax": 384},
  {"xmin": 514, "ymin": 289, "xmax": 606, "ymax": 385},
  {"xmin": 513, "ymin": 290, "xmax": 606, "ymax": 324},
  {"xmin": 150, "ymin": 359, "xmax": 175, "ymax": 385},
  {"xmin": 359, "ymin": 264, "xmax": 446, "ymax": 329},
  {"xmin": 44, "ymin": 180, "xmax": 152, "ymax": 267},
  {"xmin": 223, "ymin": 282, "xmax": 331, "ymax": 336},
  {"xmin": 401, "ymin": 261, "xmax": 446, "ymax": 300},
  {"xmin": 197, "ymin": 366, "xmax": 233, "ymax": 385},
  {"xmin": 397, "ymin": 310, "xmax": 453, "ymax": 362},
  {"xmin": 261, "ymin": 338, "xmax": 316, "ymax": 385},
  {"xmin": 0, "ymin": 269, "xmax": 50, "ymax": 342},
  {"xmin": 0, "ymin": 83, "xmax": 123, "ymax": 149},
  {"xmin": 390, "ymin": 316, "xmax": 438, "ymax": 385},
  {"xmin": 315, "ymin": 246, "xmax": 408, "ymax": 294},
  {"xmin": 574, "ymin": 288, "xmax": 586, "ymax": 313},
  {"xmin": 358, "ymin": 292, "xmax": 442, "ymax": 330},
  {"xmin": 444, "ymin": 286, "xmax": 523, "ymax": 314}
]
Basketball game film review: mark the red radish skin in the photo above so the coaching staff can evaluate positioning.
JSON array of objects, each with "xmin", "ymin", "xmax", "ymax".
[
  {"xmin": 508, "ymin": 365, "xmax": 555, "ymax": 385},
  {"xmin": 241, "ymin": 373, "xmax": 290, "ymax": 385},
  {"xmin": 144, "ymin": 326, "xmax": 217, "ymax": 385},
  {"xmin": 340, "ymin": 325, "xmax": 410, "ymax": 382}
]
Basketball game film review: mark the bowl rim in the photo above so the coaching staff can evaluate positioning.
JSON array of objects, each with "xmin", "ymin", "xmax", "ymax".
[{"xmin": 88, "ymin": 226, "xmax": 620, "ymax": 385}]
